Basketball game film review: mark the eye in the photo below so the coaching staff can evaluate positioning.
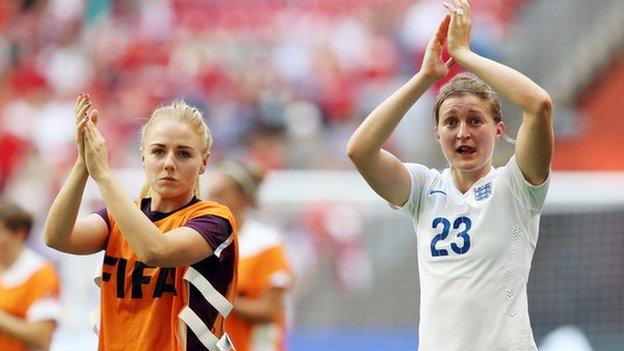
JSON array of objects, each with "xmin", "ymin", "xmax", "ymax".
[
  {"xmin": 177, "ymin": 150, "xmax": 192, "ymax": 159},
  {"xmin": 470, "ymin": 118, "xmax": 483, "ymax": 125},
  {"xmin": 151, "ymin": 148, "xmax": 165, "ymax": 156},
  {"xmin": 444, "ymin": 118, "xmax": 458, "ymax": 127}
]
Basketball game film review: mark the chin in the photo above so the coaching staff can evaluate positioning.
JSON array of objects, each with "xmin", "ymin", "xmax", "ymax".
[
  {"xmin": 153, "ymin": 186, "xmax": 187, "ymax": 199},
  {"xmin": 452, "ymin": 158, "xmax": 488, "ymax": 173}
]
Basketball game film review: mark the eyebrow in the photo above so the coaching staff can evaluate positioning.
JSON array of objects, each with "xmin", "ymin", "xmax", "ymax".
[
  {"xmin": 149, "ymin": 143, "xmax": 196, "ymax": 150},
  {"xmin": 442, "ymin": 108, "xmax": 485, "ymax": 115}
]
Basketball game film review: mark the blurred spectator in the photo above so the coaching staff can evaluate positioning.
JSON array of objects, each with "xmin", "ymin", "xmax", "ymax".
[
  {"xmin": 207, "ymin": 161, "xmax": 293, "ymax": 351},
  {"xmin": 0, "ymin": 199, "xmax": 61, "ymax": 351},
  {"xmin": 0, "ymin": 0, "xmax": 525, "ymax": 199},
  {"xmin": 0, "ymin": 132, "xmax": 29, "ymax": 193}
]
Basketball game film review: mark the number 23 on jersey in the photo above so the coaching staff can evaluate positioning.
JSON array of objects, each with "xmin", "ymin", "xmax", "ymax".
[{"xmin": 430, "ymin": 216, "xmax": 472, "ymax": 257}]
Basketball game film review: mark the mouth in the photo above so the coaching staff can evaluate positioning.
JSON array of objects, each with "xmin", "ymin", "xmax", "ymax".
[
  {"xmin": 161, "ymin": 176, "xmax": 177, "ymax": 182},
  {"xmin": 456, "ymin": 145, "xmax": 476, "ymax": 156}
]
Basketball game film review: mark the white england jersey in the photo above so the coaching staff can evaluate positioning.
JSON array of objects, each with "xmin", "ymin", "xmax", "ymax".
[{"xmin": 399, "ymin": 156, "xmax": 549, "ymax": 351}]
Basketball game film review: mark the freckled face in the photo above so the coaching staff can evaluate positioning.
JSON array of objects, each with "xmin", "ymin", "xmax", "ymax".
[
  {"xmin": 142, "ymin": 119, "xmax": 207, "ymax": 201},
  {"xmin": 435, "ymin": 94, "xmax": 504, "ymax": 175}
]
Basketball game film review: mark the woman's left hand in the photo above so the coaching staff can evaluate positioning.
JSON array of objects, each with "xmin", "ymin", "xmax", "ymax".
[
  {"xmin": 444, "ymin": 0, "xmax": 472, "ymax": 58},
  {"xmin": 83, "ymin": 117, "xmax": 112, "ymax": 182}
]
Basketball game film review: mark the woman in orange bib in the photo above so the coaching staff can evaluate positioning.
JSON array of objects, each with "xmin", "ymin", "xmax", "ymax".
[
  {"xmin": 208, "ymin": 161, "xmax": 293, "ymax": 351},
  {"xmin": 44, "ymin": 94, "xmax": 238, "ymax": 351},
  {"xmin": 0, "ymin": 200, "xmax": 60, "ymax": 351}
]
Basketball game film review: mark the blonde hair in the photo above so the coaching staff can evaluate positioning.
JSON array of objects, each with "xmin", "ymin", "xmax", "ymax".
[
  {"xmin": 434, "ymin": 72, "xmax": 502, "ymax": 125},
  {"xmin": 138, "ymin": 100, "xmax": 212, "ymax": 199}
]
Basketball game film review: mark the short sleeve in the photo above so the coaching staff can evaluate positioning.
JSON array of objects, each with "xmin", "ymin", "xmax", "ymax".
[
  {"xmin": 397, "ymin": 163, "xmax": 437, "ymax": 218},
  {"xmin": 184, "ymin": 215, "xmax": 233, "ymax": 256},
  {"xmin": 26, "ymin": 265, "xmax": 61, "ymax": 323},
  {"xmin": 262, "ymin": 246, "xmax": 293, "ymax": 290},
  {"xmin": 93, "ymin": 207, "xmax": 111, "ymax": 231},
  {"xmin": 501, "ymin": 155, "xmax": 550, "ymax": 213}
]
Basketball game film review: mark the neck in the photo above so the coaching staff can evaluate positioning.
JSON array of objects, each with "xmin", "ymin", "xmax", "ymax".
[
  {"xmin": 149, "ymin": 192, "xmax": 195, "ymax": 213},
  {"xmin": 450, "ymin": 164, "xmax": 493, "ymax": 194}
]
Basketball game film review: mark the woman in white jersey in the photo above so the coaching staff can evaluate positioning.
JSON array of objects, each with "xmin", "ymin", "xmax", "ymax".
[{"xmin": 346, "ymin": 1, "xmax": 553, "ymax": 350}]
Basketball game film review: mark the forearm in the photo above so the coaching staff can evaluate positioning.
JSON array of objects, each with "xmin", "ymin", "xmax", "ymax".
[
  {"xmin": 0, "ymin": 310, "xmax": 52, "ymax": 350},
  {"xmin": 96, "ymin": 173, "xmax": 166, "ymax": 264},
  {"xmin": 453, "ymin": 49, "xmax": 552, "ymax": 116},
  {"xmin": 347, "ymin": 72, "xmax": 436, "ymax": 160},
  {"xmin": 44, "ymin": 161, "xmax": 89, "ymax": 250}
]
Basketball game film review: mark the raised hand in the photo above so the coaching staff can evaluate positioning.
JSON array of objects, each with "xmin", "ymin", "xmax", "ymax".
[
  {"xmin": 443, "ymin": 0, "xmax": 472, "ymax": 58},
  {"xmin": 421, "ymin": 14, "xmax": 454, "ymax": 81},
  {"xmin": 82, "ymin": 112, "xmax": 110, "ymax": 182},
  {"xmin": 74, "ymin": 93, "xmax": 91, "ymax": 162},
  {"xmin": 74, "ymin": 93, "xmax": 99, "ymax": 164}
]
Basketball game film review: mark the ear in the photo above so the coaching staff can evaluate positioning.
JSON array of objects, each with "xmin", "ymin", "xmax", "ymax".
[
  {"xmin": 495, "ymin": 121, "xmax": 505, "ymax": 141},
  {"xmin": 434, "ymin": 126, "xmax": 441, "ymax": 142},
  {"xmin": 199, "ymin": 153, "xmax": 210, "ymax": 174}
]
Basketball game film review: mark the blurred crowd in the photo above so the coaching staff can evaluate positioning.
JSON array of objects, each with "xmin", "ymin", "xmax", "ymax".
[{"xmin": 0, "ymin": 0, "xmax": 528, "ymax": 204}]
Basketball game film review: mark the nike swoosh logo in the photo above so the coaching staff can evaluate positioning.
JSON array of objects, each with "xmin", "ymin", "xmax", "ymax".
[{"xmin": 428, "ymin": 190, "xmax": 447, "ymax": 197}]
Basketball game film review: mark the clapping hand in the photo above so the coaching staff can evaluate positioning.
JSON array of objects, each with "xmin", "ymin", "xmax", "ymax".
[
  {"xmin": 420, "ymin": 14, "xmax": 454, "ymax": 81},
  {"xmin": 76, "ymin": 95, "xmax": 110, "ymax": 182},
  {"xmin": 74, "ymin": 93, "xmax": 99, "ymax": 164},
  {"xmin": 443, "ymin": 0, "xmax": 472, "ymax": 58}
]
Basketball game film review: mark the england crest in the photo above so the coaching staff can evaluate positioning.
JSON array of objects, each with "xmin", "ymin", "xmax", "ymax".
[{"xmin": 474, "ymin": 182, "xmax": 492, "ymax": 201}]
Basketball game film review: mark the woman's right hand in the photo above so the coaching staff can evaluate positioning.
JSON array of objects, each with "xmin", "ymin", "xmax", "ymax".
[
  {"xmin": 74, "ymin": 93, "xmax": 98, "ymax": 164},
  {"xmin": 419, "ymin": 14, "xmax": 454, "ymax": 81}
]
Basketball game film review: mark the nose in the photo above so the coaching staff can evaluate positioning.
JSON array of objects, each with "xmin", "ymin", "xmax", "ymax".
[
  {"xmin": 457, "ymin": 122, "xmax": 470, "ymax": 140},
  {"xmin": 163, "ymin": 152, "xmax": 176, "ymax": 170}
]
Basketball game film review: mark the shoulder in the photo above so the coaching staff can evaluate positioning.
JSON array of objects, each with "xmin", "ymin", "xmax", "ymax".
[
  {"xmin": 404, "ymin": 163, "xmax": 442, "ymax": 192},
  {"xmin": 0, "ymin": 248, "xmax": 58, "ymax": 288},
  {"xmin": 168, "ymin": 200, "xmax": 237, "ymax": 231},
  {"xmin": 191, "ymin": 201, "xmax": 236, "ymax": 233},
  {"xmin": 403, "ymin": 162, "xmax": 439, "ymax": 177},
  {"xmin": 495, "ymin": 155, "xmax": 549, "ymax": 188},
  {"xmin": 492, "ymin": 155, "xmax": 550, "ymax": 209},
  {"xmin": 185, "ymin": 200, "xmax": 235, "ymax": 220},
  {"xmin": 396, "ymin": 163, "xmax": 443, "ymax": 214}
]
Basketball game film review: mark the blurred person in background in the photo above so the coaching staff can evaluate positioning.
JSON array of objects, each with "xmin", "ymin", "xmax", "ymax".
[
  {"xmin": 0, "ymin": 199, "xmax": 60, "ymax": 351},
  {"xmin": 347, "ymin": 0, "xmax": 553, "ymax": 350},
  {"xmin": 43, "ymin": 94, "xmax": 238, "ymax": 351},
  {"xmin": 208, "ymin": 161, "xmax": 293, "ymax": 351}
]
